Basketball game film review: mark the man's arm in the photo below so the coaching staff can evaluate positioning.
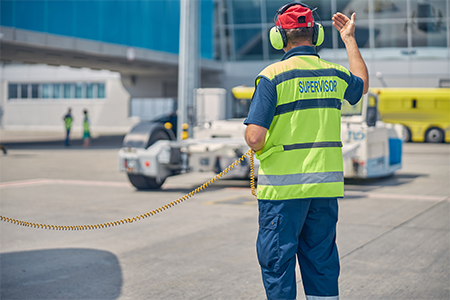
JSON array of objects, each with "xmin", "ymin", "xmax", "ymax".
[
  {"xmin": 245, "ymin": 124, "xmax": 267, "ymax": 152},
  {"xmin": 332, "ymin": 12, "xmax": 369, "ymax": 94},
  {"xmin": 243, "ymin": 77, "xmax": 277, "ymax": 152}
]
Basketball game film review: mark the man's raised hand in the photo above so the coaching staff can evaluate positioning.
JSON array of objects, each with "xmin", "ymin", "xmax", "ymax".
[{"xmin": 332, "ymin": 12, "xmax": 356, "ymax": 43}]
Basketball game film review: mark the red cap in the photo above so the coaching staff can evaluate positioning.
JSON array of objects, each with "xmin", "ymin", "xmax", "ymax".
[{"xmin": 276, "ymin": 5, "xmax": 314, "ymax": 29}]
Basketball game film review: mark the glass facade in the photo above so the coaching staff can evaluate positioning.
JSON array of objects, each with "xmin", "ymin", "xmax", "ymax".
[
  {"xmin": 217, "ymin": 0, "xmax": 449, "ymax": 61},
  {"xmin": 8, "ymin": 82, "xmax": 106, "ymax": 100}
]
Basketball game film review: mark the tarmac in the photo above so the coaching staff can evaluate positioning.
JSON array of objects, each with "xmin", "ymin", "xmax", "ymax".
[{"xmin": 0, "ymin": 130, "xmax": 449, "ymax": 300}]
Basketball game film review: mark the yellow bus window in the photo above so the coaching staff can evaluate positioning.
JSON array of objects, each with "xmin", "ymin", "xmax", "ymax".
[
  {"xmin": 401, "ymin": 99, "xmax": 411, "ymax": 109},
  {"xmin": 420, "ymin": 99, "xmax": 435, "ymax": 109},
  {"xmin": 436, "ymin": 99, "xmax": 449, "ymax": 110}
]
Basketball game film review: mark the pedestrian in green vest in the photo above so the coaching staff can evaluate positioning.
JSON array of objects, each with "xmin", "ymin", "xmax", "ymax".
[
  {"xmin": 244, "ymin": 3, "xmax": 368, "ymax": 300},
  {"xmin": 83, "ymin": 109, "xmax": 91, "ymax": 148},
  {"xmin": 63, "ymin": 108, "xmax": 73, "ymax": 146}
]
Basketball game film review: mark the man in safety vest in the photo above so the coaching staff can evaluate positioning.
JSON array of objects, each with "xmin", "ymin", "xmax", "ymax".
[
  {"xmin": 244, "ymin": 3, "xmax": 368, "ymax": 300},
  {"xmin": 63, "ymin": 108, "xmax": 73, "ymax": 146},
  {"xmin": 82, "ymin": 109, "xmax": 91, "ymax": 148}
]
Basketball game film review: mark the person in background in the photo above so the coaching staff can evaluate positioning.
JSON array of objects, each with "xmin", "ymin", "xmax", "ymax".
[
  {"xmin": 63, "ymin": 108, "xmax": 73, "ymax": 146},
  {"xmin": 83, "ymin": 109, "xmax": 91, "ymax": 147},
  {"xmin": 244, "ymin": 2, "xmax": 368, "ymax": 300}
]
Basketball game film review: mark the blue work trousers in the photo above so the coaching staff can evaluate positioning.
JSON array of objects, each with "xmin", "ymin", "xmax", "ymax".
[{"xmin": 257, "ymin": 199, "xmax": 340, "ymax": 300}]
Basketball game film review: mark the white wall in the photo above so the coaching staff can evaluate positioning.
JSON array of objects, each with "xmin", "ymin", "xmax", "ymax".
[{"xmin": 0, "ymin": 64, "xmax": 138, "ymax": 134}]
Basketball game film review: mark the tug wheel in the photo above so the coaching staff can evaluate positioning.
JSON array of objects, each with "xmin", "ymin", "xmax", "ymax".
[{"xmin": 127, "ymin": 174, "xmax": 165, "ymax": 190}]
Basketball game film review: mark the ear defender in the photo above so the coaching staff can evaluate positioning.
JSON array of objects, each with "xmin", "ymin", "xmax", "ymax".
[
  {"xmin": 312, "ymin": 23, "xmax": 324, "ymax": 46},
  {"xmin": 269, "ymin": 26, "xmax": 287, "ymax": 50}
]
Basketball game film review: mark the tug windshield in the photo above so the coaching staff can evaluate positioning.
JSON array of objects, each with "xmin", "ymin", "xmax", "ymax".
[{"xmin": 341, "ymin": 97, "xmax": 363, "ymax": 116}]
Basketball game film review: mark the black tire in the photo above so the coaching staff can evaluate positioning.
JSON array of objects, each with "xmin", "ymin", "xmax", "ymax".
[
  {"xmin": 402, "ymin": 125, "xmax": 412, "ymax": 142},
  {"xmin": 146, "ymin": 130, "xmax": 171, "ymax": 148},
  {"xmin": 127, "ymin": 173, "xmax": 165, "ymax": 190},
  {"xmin": 126, "ymin": 129, "xmax": 172, "ymax": 190},
  {"xmin": 425, "ymin": 127, "xmax": 445, "ymax": 143}
]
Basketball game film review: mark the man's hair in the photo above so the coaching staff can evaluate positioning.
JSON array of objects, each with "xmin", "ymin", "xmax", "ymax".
[{"xmin": 285, "ymin": 27, "xmax": 314, "ymax": 45}]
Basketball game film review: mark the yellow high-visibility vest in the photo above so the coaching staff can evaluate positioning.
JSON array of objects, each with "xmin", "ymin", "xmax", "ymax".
[
  {"xmin": 64, "ymin": 116, "xmax": 73, "ymax": 130},
  {"xmin": 83, "ymin": 117, "xmax": 90, "ymax": 133},
  {"xmin": 256, "ymin": 56, "xmax": 351, "ymax": 200}
]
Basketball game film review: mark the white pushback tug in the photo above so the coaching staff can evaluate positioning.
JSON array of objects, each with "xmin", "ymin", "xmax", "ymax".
[{"xmin": 119, "ymin": 88, "xmax": 403, "ymax": 189}]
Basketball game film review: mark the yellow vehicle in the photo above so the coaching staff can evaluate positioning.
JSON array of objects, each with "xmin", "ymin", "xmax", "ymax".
[
  {"xmin": 371, "ymin": 88, "xmax": 450, "ymax": 143},
  {"xmin": 231, "ymin": 86, "xmax": 254, "ymax": 118}
]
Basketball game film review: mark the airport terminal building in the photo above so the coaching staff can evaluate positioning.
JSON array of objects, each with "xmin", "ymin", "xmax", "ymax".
[{"xmin": 1, "ymin": 0, "xmax": 449, "ymax": 133}]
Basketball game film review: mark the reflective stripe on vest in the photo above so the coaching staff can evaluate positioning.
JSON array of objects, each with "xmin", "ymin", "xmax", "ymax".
[
  {"xmin": 284, "ymin": 141, "xmax": 342, "ymax": 151},
  {"xmin": 256, "ymin": 55, "xmax": 349, "ymax": 200},
  {"xmin": 275, "ymin": 98, "xmax": 341, "ymax": 115},
  {"xmin": 257, "ymin": 141, "xmax": 342, "ymax": 161},
  {"xmin": 258, "ymin": 171, "xmax": 343, "ymax": 186}
]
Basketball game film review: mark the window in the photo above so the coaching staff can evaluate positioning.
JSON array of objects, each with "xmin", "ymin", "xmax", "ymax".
[
  {"xmin": 64, "ymin": 83, "xmax": 72, "ymax": 98},
  {"xmin": 8, "ymin": 84, "xmax": 18, "ymax": 99},
  {"xmin": 75, "ymin": 83, "xmax": 84, "ymax": 98},
  {"xmin": 231, "ymin": 0, "xmax": 261, "ymax": 24},
  {"xmin": 86, "ymin": 83, "xmax": 94, "ymax": 98},
  {"xmin": 52, "ymin": 84, "xmax": 60, "ymax": 98},
  {"xmin": 97, "ymin": 83, "xmax": 106, "ymax": 98},
  {"xmin": 21, "ymin": 84, "xmax": 28, "ymax": 99},
  {"xmin": 31, "ymin": 84, "xmax": 39, "ymax": 98},
  {"xmin": 42, "ymin": 84, "xmax": 51, "ymax": 98},
  {"xmin": 374, "ymin": 22, "xmax": 408, "ymax": 48}
]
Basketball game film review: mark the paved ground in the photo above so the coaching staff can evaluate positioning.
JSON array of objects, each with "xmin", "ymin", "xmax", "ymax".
[{"xmin": 0, "ymin": 133, "xmax": 448, "ymax": 300}]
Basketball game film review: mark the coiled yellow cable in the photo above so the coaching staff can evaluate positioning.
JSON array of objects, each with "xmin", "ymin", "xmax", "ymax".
[
  {"xmin": 0, "ymin": 149, "xmax": 256, "ymax": 231},
  {"xmin": 249, "ymin": 149, "xmax": 257, "ymax": 197}
]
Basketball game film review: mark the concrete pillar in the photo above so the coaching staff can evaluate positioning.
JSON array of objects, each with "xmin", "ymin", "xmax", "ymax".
[{"xmin": 177, "ymin": 0, "xmax": 199, "ymax": 140}]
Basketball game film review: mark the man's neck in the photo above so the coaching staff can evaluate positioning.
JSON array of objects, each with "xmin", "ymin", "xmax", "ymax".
[{"xmin": 283, "ymin": 41, "xmax": 313, "ymax": 52}]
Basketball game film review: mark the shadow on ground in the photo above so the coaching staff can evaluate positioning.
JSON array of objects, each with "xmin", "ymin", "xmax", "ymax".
[
  {"xmin": 0, "ymin": 248, "xmax": 122, "ymax": 300},
  {"xmin": 344, "ymin": 172, "xmax": 427, "ymax": 189},
  {"xmin": 0, "ymin": 135, "xmax": 125, "ymax": 150}
]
